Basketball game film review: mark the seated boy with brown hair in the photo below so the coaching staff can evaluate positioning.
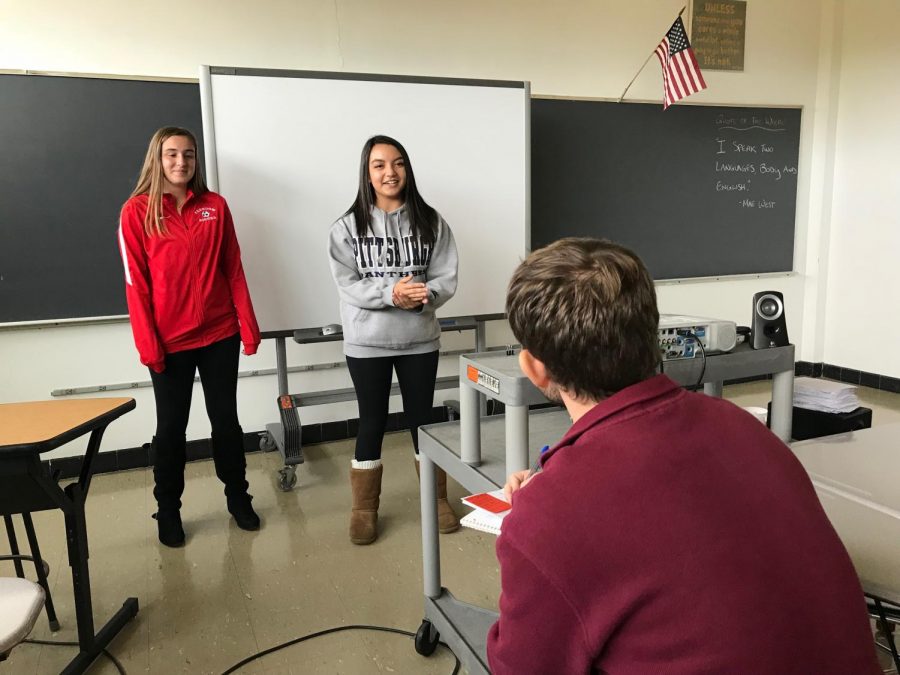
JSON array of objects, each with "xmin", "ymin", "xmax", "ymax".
[{"xmin": 487, "ymin": 237, "xmax": 879, "ymax": 674}]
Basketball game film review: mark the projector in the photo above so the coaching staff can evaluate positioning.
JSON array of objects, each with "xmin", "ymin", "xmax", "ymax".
[{"xmin": 658, "ymin": 314, "xmax": 737, "ymax": 361}]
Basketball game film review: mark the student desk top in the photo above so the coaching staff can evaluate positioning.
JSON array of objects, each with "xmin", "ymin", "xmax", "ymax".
[
  {"xmin": 0, "ymin": 397, "xmax": 137, "ymax": 675},
  {"xmin": 791, "ymin": 423, "xmax": 900, "ymax": 606}
]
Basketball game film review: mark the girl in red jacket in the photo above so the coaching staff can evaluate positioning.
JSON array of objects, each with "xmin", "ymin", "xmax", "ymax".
[{"xmin": 118, "ymin": 126, "xmax": 261, "ymax": 547}]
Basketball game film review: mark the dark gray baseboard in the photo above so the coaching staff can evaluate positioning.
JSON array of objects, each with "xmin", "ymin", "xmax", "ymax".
[
  {"xmin": 718, "ymin": 361, "xmax": 900, "ymax": 394},
  {"xmin": 794, "ymin": 361, "xmax": 900, "ymax": 394}
]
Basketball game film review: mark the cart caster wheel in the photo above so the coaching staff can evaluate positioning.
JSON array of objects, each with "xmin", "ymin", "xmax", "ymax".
[
  {"xmin": 414, "ymin": 619, "xmax": 439, "ymax": 656},
  {"xmin": 277, "ymin": 466, "xmax": 297, "ymax": 491},
  {"xmin": 259, "ymin": 433, "xmax": 277, "ymax": 452}
]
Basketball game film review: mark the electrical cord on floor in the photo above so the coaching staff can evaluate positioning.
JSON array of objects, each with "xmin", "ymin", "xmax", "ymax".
[
  {"xmin": 22, "ymin": 638, "xmax": 126, "ymax": 674},
  {"xmin": 220, "ymin": 624, "xmax": 461, "ymax": 675}
]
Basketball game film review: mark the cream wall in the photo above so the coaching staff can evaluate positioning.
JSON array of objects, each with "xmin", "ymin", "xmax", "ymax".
[
  {"xmin": 824, "ymin": 0, "xmax": 900, "ymax": 377},
  {"xmin": 1, "ymin": 0, "xmax": 850, "ymax": 457}
]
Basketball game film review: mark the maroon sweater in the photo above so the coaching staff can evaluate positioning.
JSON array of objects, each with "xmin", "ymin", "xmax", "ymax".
[{"xmin": 487, "ymin": 375, "xmax": 878, "ymax": 674}]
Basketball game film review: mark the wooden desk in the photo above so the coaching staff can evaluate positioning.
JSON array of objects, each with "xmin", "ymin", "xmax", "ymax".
[
  {"xmin": 0, "ymin": 398, "xmax": 138, "ymax": 675},
  {"xmin": 791, "ymin": 423, "xmax": 900, "ymax": 668}
]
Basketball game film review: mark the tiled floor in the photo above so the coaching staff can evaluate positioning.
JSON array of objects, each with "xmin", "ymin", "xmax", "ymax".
[{"xmin": 3, "ymin": 380, "xmax": 899, "ymax": 674}]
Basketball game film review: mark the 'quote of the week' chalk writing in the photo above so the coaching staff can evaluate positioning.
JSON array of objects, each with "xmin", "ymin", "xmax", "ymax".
[{"xmin": 713, "ymin": 113, "xmax": 797, "ymax": 209}]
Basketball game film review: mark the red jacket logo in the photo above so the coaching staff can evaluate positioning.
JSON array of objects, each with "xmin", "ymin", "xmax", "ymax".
[{"xmin": 196, "ymin": 207, "xmax": 217, "ymax": 222}]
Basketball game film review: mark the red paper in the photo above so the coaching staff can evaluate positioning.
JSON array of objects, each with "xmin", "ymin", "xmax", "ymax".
[{"xmin": 465, "ymin": 492, "xmax": 511, "ymax": 514}]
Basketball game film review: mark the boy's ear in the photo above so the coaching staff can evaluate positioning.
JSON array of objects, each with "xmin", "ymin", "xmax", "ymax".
[{"xmin": 518, "ymin": 349, "xmax": 551, "ymax": 389}]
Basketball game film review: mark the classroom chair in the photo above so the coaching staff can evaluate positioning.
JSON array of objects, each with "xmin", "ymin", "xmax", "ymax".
[
  {"xmin": 0, "ymin": 571, "xmax": 45, "ymax": 661},
  {"xmin": 3, "ymin": 514, "xmax": 59, "ymax": 631},
  {"xmin": 869, "ymin": 596, "xmax": 900, "ymax": 672}
]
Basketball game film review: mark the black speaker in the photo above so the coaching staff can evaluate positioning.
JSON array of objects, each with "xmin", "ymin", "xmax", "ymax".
[{"xmin": 751, "ymin": 291, "xmax": 789, "ymax": 349}]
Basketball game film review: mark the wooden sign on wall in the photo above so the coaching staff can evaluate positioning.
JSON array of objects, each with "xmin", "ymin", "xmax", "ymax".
[{"xmin": 691, "ymin": 0, "xmax": 747, "ymax": 72}]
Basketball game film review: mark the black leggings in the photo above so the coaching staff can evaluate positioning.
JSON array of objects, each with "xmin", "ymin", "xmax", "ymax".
[
  {"xmin": 346, "ymin": 351, "xmax": 439, "ymax": 462},
  {"xmin": 149, "ymin": 333, "xmax": 248, "ymax": 509}
]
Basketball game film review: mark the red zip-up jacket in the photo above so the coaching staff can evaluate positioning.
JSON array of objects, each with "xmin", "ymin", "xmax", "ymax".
[{"xmin": 118, "ymin": 190, "xmax": 260, "ymax": 373}]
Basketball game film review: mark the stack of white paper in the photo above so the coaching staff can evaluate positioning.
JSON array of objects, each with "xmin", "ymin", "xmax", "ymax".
[
  {"xmin": 793, "ymin": 377, "xmax": 859, "ymax": 414},
  {"xmin": 742, "ymin": 406, "xmax": 769, "ymax": 425}
]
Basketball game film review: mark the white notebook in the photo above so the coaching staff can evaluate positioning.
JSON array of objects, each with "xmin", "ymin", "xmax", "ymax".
[{"xmin": 460, "ymin": 510, "xmax": 505, "ymax": 535}]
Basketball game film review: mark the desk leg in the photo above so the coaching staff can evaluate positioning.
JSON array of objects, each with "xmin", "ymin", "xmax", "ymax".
[
  {"xmin": 419, "ymin": 456, "xmax": 441, "ymax": 599},
  {"xmin": 505, "ymin": 404, "xmax": 529, "ymax": 474},
  {"xmin": 23, "ymin": 513, "xmax": 60, "ymax": 631},
  {"xmin": 460, "ymin": 383, "xmax": 481, "ymax": 465},
  {"xmin": 77, "ymin": 427, "xmax": 107, "ymax": 497},
  {"xmin": 703, "ymin": 381, "xmax": 723, "ymax": 398},
  {"xmin": 770, "ymin": 369, "xmax": 794, "ymax": 443},
  {"xmin": 60, "ymin": 482, "xmax": 139, "ymax": 674},
  {"xmin": 61, "ymin": 598, "xmax": 140, "ymax": 675},
  {"xmin": 63, "ymin": 483, "xmax": 96, "ymax": 651},
  {"xmin": 3, "ymin": 515, "xmax": 25, "ymax": 577}
]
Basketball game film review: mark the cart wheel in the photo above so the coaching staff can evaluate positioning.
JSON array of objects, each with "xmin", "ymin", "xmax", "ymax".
[
  {"xmin": 414, "ymin": 619, "xmax": 439, "ymax": 656},
  {"xmin": 277, "ymin": 466, "xmax": 297, "ymax": 491},
  {"xmin": 259, "ymin": 433, "xmax": 277, "ymax": 452}
]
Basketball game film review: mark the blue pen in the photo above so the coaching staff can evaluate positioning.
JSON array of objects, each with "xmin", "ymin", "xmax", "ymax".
[{"xmin": 528, "ymin": 445, "xmax": 551, "ymax": 478}]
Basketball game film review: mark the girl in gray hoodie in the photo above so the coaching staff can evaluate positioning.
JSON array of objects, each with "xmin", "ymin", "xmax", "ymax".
[{"xmin": 328, "ymin": 135, "xmax": 460, "ymax": 545}]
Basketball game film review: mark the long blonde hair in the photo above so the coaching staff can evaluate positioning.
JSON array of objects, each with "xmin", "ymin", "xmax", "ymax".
[{"xmin": 130, "ymin": 126, "xmax": 208, "ymax": 236}]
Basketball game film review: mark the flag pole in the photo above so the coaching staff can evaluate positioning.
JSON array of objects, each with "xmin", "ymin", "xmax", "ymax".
[{"xmin": 617, "ymin": 5, "xmax": 687, "ymax": 103}]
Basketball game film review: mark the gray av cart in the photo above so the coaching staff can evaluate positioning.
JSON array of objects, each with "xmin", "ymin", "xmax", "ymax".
[{"xmin": 414, "ymin": 343, "xmax": 795, "ymax": 671}]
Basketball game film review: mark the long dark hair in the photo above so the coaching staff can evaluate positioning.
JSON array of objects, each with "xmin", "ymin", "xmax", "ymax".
[{"xmin": 344, "ymin": 135, "xmax": 438, "ymax": 245}]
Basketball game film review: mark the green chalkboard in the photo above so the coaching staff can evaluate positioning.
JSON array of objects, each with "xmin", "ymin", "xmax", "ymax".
[
  {"xmin": 0, "ymin": 74, "xmax": 203, "ymax": 324},
  {"xmin": 531, "ymin": 98, "xmax": 801, "ymax": 279}
]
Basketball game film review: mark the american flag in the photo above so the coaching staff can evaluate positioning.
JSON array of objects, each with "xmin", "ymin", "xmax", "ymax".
[{"xmin": 654, "ymin": 16, "xmax": 707, "ymax": 109}]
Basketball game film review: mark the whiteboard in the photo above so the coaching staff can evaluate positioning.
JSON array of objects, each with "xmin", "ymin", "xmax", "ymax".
[{"xmin": 200, "ymin": 67, "xmax": 530, "ymax": 335}]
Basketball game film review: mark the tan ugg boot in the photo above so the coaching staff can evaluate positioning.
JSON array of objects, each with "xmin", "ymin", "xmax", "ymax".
[
  {"xmin": 350, "ymin": 464, "xmax": 383, "ymax": 545},
  {"xmin": 414, "ymin": 460, "xmax": 460, "ymax": 534}
]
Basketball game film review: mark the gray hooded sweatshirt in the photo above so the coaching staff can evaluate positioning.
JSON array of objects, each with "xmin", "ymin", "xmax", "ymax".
[{"xmin": 327, "ymin": 205, "xmax": 458, "ymax": 358}]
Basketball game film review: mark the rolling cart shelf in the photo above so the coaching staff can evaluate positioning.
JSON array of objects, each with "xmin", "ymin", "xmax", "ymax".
[
  {"xmin": 417, "ymin": 590, "xmax": 498, "ymax": 669},
  {"xmin": 415, "ymin": 345, "xmax": 795, "ymax": 671},
  {"xmin": 417, "ymin": 408, "xmax": 572, "ymax": 674}
]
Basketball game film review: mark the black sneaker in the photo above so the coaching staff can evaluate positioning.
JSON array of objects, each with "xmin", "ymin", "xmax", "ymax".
[
  {"xmin": 153, "ymin": 509, "xmax": 185, "ymax": 547},
  {"xmin": 227, "ymin": 494, "xmax": 261, "ymax": 531}
]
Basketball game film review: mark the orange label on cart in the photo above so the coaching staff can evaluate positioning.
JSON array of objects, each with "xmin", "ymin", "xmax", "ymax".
[{"xmin": 467, "ymin": 366, "xmax": 501, "ymax": 394}]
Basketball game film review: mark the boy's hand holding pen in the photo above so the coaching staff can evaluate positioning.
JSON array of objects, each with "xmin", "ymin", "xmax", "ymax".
[{"xmin": 502, "ymin": 445, "xmax": 550, "ymax": 502}]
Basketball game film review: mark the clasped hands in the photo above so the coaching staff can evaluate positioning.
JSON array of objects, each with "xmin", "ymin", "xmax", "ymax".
[{"xmin": 392, "ymin": 276, "xmax": 429, "ymax": 310}]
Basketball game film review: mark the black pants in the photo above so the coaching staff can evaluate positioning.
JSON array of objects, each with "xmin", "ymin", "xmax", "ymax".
[
  {"xmin": 149, "ymin": 333, "xmax": 248, "ymax": 511},
  {"xmin": 346, "ymin": 351, "xmax": 439, "ymax": 462}
]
